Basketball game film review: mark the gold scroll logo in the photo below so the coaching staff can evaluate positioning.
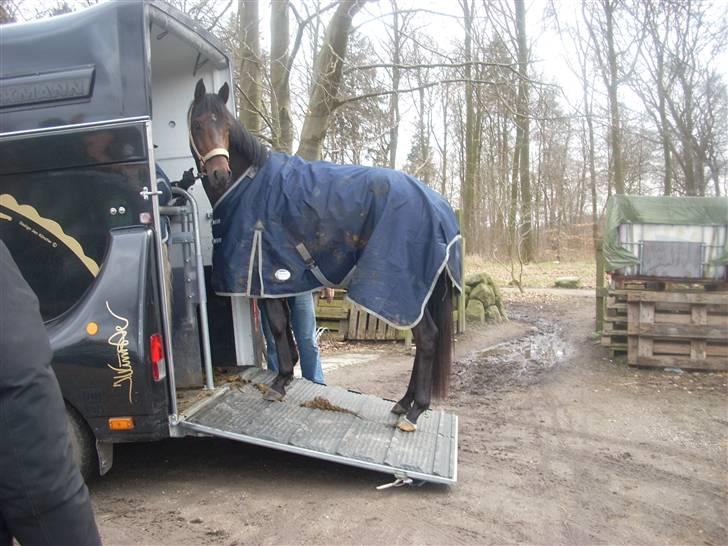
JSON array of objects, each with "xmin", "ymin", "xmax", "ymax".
[
  {"xmin": 0, "ymin": 193, "xmax": 99, "ymax": 276},
  {"xmin": 105, "ymin": 301, "xmax": 134, "ymax": 404}
]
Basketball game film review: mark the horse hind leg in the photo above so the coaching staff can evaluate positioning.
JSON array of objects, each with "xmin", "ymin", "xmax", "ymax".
[
  {"xmin": 391, "ymin": 352, "xmax": 419, "ymax": 416},
  {"xmin": 260, "ymin": 299, "xmax": 297, "ymax": 401},
  {"xmin": 396, "ymin": 311, "xmax": 437, "ymax": 432}
]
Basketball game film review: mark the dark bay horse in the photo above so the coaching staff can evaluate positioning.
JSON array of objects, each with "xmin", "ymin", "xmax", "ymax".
[{"xmin": 188, "ymin": 79, "xmax": 461, "ymax": 432}]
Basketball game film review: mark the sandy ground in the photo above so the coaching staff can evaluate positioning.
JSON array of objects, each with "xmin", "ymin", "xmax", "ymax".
[{"xmin": 91, "ymin": 293, "xmax": 727, "ymax": 545}]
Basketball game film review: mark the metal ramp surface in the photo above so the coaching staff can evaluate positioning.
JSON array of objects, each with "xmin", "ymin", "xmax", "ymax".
[{"xmin": 178, "ymin": 367, "xmax": 457, "ymax": 485}]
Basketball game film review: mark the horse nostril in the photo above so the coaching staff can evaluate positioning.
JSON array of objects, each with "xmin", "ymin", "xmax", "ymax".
[{"xmin": 213, "ymin": 169, "xmax": 227, "ymax": 183}]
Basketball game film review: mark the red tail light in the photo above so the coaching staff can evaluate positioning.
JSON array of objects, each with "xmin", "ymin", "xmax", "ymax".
[{"xmin": 149, "ymin": 333, "xmax": 166, "ymax": 381}]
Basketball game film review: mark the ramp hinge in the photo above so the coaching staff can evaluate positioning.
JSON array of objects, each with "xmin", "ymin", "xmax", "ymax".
[{"xmin": 376, "ymin": 476, "xmax": 413, "ymax": 490}]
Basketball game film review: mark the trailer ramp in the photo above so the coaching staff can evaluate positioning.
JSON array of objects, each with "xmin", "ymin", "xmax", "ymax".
[{"xmin": 178, "ymin": 367, "xmax": 458, "ymax": 485}]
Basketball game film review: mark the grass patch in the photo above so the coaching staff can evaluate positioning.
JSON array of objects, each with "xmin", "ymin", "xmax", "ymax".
[{"xmin": 465, "ymin": 256, "xmax": 597, "ymax": 289}]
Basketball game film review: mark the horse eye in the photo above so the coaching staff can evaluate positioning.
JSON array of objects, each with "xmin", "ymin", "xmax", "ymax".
[{"xmin": 193, "ymin": 121, "xmax": 202, "ymax": 131}]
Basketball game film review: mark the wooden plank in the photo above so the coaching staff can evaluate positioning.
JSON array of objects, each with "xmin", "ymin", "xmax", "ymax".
[
  {"xmin": 347, "ymin": 308, "xmax": 360, "ymax": 340},
  {"xmin": 691, "ymin": 305, "xmax": 708, "ymax": 361},
  {"xmin": 707, "ymin": 343, "xmax": 728, "ymax": 357},
  {"xmin": 633, "ymin": 323, "xmax": 728, "ymax": 340},
  {"xmin": 628, "ymin": 292, "xmax": 728, "ymax": 305},
  {"xmin": 604, "ymin": 322, "xmax": 627, "ymax": 333},
  {"xmin": 625, "ymin": 300, "xmax": 639, "ymax": 364},
  {"xmin": 316, "ymin": 308, "xmax": 349, "ymax": 320},
  {"xmin": 375, "ymin": 317, "xmax": 387, "ymax": 340},
  {"xmin": 356, "ymin": 309, "xmax": 368, "ymax": 340},
  {"xmin": 653, "ymin": 312, "xmax": 727, "ymax": 326},
  {"xmin": 652, "ymin": 341, "xmax": 728, "ymax": 357},
  {"xmin": 636, "ymin": 302, "xmax": 655, "ymax": 361},
  {"xmin": 603, "ymin": 315, "xmax": 629, "ymax": 324},
  {"xmin": 627, "ymin": 335, "xmax": 639, "ymax": 364},
  {"xmin": 631, "ymin": 355, "xmax": 728, "ymax": 371}
]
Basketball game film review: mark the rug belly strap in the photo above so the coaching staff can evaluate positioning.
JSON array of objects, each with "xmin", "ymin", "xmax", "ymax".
[{"xmin": 295, "ymin": 243, "xmax": 334, "ymax": 287}]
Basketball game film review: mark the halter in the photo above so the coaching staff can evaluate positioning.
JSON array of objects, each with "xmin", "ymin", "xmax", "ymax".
[{"xmin": 188, "ymin": 109, "xmax": 230, "ymax": 169}]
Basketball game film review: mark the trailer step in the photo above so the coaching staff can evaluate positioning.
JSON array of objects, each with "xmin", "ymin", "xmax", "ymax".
[{"xmin": 176, "ymin": 367, "xmax": 458, "ymax": 485}]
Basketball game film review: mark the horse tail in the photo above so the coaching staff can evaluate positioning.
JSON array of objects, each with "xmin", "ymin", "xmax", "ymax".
[{"xmin": 430, "ymin": 271, "xmax": 454, "ymax": 400}]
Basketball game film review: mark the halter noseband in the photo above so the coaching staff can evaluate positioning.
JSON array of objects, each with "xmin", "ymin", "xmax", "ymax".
[{"xmin": 188, "ymin": 110, "xmax": 230, "ymax": 169}]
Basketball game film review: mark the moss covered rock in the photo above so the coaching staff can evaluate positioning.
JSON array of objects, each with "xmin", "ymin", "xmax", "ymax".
[
  {"xmin": 470, "ymin": 282, "xmax": 495, "ymax": 307},
  {"xmin": 465, "ymin": 299, "xmax": 486, "ymax": 323},
  {"xmin": 485, "ymin": 304, "xmax": 503, "ymax": 322},
  {"xmin": 554, "ymin": 276, "xmax": 581, "ymax": 288}
]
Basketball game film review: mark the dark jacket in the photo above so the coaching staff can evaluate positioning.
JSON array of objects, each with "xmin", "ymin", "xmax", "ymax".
[{"xmin": 0, "ymin": 241, "xmax": 87, "ymax": 532}]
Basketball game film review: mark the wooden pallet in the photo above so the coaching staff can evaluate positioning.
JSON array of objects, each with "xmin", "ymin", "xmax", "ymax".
[
  {"xmin": 314, "ymin": 290, "xmax": 349, "ymax": 340},
  {"xmin": 346, "ymin": 306, "xmax": 404, "ymax": 341},
  {"xmin": 611, "ymin": 276, "xmax": 728, "ymax": 292},
  {"xmin": 626, "ymin": 292, "xmax": 728, "ymax": 370}
]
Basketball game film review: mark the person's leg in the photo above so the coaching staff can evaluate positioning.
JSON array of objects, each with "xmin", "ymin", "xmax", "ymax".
[
  {"xmin": 4, "ymin": 484, "xmax": 101, "ymax": 546},
  {"xmin": 258, "ymin": 301, "xmax": 279, "ymax": 372},
  {"xmin": 289, "ymin": 293, "xmax": 325, "ymax": 384},
  {"xmin": 0, "ymin": 242, "xmax": 101, "ymax": 546}
]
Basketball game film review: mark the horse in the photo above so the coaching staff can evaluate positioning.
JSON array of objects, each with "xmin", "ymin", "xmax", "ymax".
[{"xmin": 188, "ymin": 79, "xmax": 462, "ymax": 432}]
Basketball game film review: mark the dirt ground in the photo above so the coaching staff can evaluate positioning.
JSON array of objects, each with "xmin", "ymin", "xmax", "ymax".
[{"xmin": 92, "ymin": 293, "xmax": 727, "ymax": 545}]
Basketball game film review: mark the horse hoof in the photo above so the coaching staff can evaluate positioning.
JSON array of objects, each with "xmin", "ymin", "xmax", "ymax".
[
  {"xmin": 396, "ymin": 416, "xmax": 417, "ymax": 433},
  {"xmin": 391, "ymin": 403, "xmax": 408, "ymax": 415},
  {"xmin": 263, "ymin": 388, "xmax": 284, "ymax": 402}
]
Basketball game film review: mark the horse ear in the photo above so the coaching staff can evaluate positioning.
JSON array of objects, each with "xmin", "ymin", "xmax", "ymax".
[
  {"xmin": 218, "ymin": 82, "xmax": 230, "ymax": 104},
  {"xmin": 194, "ymin": 79, "xmax": 206, "ymax": 104}
]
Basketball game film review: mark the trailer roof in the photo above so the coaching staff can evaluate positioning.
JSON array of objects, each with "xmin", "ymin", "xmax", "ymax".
[
  {"xmin": 602, "ymin": 195, "xmax": 728, "ymax": 272},
  {"xmin": 0, "ymin": 0, "xmax": 230, "ymax": 134}
]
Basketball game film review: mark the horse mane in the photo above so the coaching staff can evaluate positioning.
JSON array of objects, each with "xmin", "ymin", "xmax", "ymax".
[{"xmin": 190, "ymin": 93, "xmax": 269, "ymax": 168}]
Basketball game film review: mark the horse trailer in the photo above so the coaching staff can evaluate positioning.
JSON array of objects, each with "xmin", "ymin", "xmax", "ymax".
[{"xmin": 0, "ymin": 0, "xmax": 457, "ymax": 486}]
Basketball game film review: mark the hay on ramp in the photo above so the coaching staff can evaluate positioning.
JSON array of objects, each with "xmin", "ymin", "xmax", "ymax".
[{"xmin": 301, "ymin": 396, "xmax": 357, "ymax": 416}]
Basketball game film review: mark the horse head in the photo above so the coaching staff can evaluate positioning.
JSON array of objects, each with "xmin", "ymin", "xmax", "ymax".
[{"xmin": 189, "ymin": 79, "xmax": 234, "ymax": 204}]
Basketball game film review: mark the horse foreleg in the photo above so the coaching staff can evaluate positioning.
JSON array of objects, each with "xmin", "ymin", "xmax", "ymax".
[
  {"xmin": 396, "ymin": 310, "xmax": 437, "ymax": 432},
  {"xmin": 260, "ymin": 298, "xmax": 298, "ymax": 401}
]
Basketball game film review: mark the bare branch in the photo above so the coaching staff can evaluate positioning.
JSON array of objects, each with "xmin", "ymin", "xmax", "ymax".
[{"xmin": 344, "ymin": 61, "xmax": 518, "ymax": 76}]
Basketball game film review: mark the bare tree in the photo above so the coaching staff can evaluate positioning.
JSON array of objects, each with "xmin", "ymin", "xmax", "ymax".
[
  {"xmin": 582, "ymin": 0, "xmax": 634, "ymax": 195},
  {"xmin": 296, "ymin": 0, "xmax": 367, "ymax": 160},
  {"xmin": 237, "ymin": 0, "xmax": 262, "ymax": 132},
  {"xmin": 514, "ymin": 0, "xmax": 532, "ymax": 262},
  {"xmin": 270, "ymin": 0, "xmax": 292, "ymax": 152}
]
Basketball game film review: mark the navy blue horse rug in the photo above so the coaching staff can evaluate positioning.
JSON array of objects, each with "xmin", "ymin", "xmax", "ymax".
[{"xmin": 211, "ymin": 151, "xmax": 462, "ymax": 328}]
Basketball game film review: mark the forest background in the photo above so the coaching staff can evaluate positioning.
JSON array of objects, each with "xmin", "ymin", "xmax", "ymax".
[{"xmin": 2, "ymin": 0, "xmax": 726, "ymax": 267}]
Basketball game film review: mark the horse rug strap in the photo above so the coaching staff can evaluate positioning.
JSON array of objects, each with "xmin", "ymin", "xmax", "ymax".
[
  {"xmin": 295, "ymin": 243, "xmax": 333, "ymax": 287},
  {"xmin": 210, "ymin": 151, "xmax": 462, "ymax": 329}
]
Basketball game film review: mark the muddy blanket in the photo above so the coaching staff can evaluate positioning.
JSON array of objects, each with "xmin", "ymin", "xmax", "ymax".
[{"xmin": 211, "ymin": 151, "xmax": 462, "ymax": 328}]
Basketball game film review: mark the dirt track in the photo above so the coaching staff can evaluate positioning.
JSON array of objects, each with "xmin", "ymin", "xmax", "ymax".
[{"xmin": 92, "ymin": 293, "xmax": 728, "ymax": 545}]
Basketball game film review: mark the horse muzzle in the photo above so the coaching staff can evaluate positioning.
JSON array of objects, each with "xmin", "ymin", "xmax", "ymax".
[{"xmin": 203, "ymin": 152, "xmax": 232, "ymax": 186}]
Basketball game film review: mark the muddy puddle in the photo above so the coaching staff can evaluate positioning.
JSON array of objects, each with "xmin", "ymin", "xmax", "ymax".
[{"xmin": 453, "ymin": 304, "xmax": 569, "ymax": 394}]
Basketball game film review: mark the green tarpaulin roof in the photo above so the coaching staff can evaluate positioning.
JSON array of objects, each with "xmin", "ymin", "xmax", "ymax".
[{"xmin": 602, "ymin": 195, "xmax": 728, "ymax": 272}]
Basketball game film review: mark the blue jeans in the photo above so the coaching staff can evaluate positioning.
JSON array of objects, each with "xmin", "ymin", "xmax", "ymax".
[{"xmin": 260, "ymin": 293, "xmax": 325, "ymax": 384}]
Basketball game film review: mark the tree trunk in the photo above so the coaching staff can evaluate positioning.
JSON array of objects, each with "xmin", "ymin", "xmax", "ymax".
[
  {"xmin": 515, "ymin": 0, "xmax": 533, "ymax": 262},
  {"xmin": 296, "ymin": 0, "xmax": 366, "ymax": 160},
  {"xmin": 604, "ymin": 0, "xmax": 624, "ymax": 194},
  {"xmin": 238, "ymin": 0, "xmax": 262, "ymax": 132},
  {"xmin": 388, "ymin": 0, "xmax": 401, "ymax": 169},
  {"xmin": 270, "ymin": 0, "xmax": 293, "ymax": 153},
  {"xmin": 460, "ymin": 0, "xmax": 477, "ymax": 248},
  {"xmin": 440, "ymin": 85, "xmax": 449, "ymax": 197}
]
